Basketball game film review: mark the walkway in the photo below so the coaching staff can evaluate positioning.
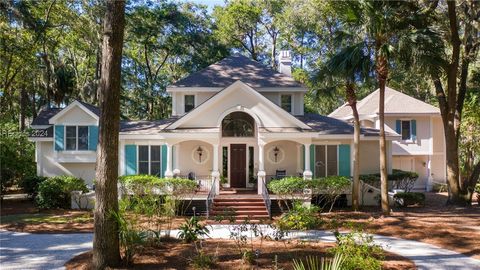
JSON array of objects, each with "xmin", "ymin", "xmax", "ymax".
[{"xmin": 1, "ymin": 226, "xmax": 479, "ymax": 270}]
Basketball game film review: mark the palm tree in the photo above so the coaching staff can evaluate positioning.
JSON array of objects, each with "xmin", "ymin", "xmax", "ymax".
[
  {"xmin": 333, "ymin": 0, "xmax": 423, "ymax": 215},
  {"xmin": 320, "ymin": 43, "xmax": 374, "ymax": 211}
]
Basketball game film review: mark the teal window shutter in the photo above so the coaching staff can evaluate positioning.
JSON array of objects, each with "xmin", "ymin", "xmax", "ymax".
[
  {"xmin": 411, "ymin": 120, "xmax": 417, "ymax": 140},
  {"xmin": 338, "ymin": 144, "xmax": 351, "ymax": 176},
  {"xmin": 310, "ymin": 144, "xmax": 315, "ymax": 176},
  {"xmin": 161, "ymin": 144, "xmax": 168, "ymax": 178},
  {"xmin": 395, "ymin": 120, "xmax": 401, "ymax": 134},
  {"xmin": 125, "ymin": 145, "xmax": 137, "ymax": 175},
  {"xmin": 88, "ymin": 126, "xmax": 98, "ymax": 151},
  {"xmin": 54, "ymin": 125, "xmax": 64, "ymax": 151}
]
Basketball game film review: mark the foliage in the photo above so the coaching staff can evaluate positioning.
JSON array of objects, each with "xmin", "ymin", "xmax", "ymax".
[
  {"xmin": 20, "ymin": 175, "xmax": 48, "ymax": 199},
  {"xmin": 229, "ymin": 220, "xmax": 273, "ymax": 265},
  {"xmin": 459, "ymin": 92, "xmax": 480, "ymax": 182},
  {"xmin": 330, "ymin": 229, "xmax": 383, "ymax": 270},
  {"xmin": 36, "ymin": 176, "xmax": 88, "ymax": 209},
  {"xmin": 178, "ymin": 216, "xmax": 210, "ymax": 243},
  {"xmin": 475, "ymin": 183, "xmax": 480, "ymax": 194},
  {"xmin": 277, "ymin": 202, "xmax": 321, "ymax": 230},
  {"xmin": 190, "ymin": 249, "xmax": 217, "ymax": 270},
  {"xmin": 310, "ymin": 176, "xmax": 351, "ymax": 212},
  {"xmin": 292, "ymin": 253, "xmax": 345, "ymax": 270},
  {"xmin": 393, "ymin": 192, "xmax": 425, "ymax": 207},
  {"xmin": 0, "ymin": 123, "xmax": 36, "ymax": 195},
  {"xmin": 111, "ymin": 210, "xmax": 147, "ymax": 265},
  {"xmin": 268, "ymin": 176, "xmax": 308, "ymax": 211}
]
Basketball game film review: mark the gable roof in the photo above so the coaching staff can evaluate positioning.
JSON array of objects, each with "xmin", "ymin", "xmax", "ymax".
[
  {"xmin": 329, "ymin": 87, "xmax": 440, "ymax": 119},
  {"xmin": 31, "ymin": 100, "xmax": 100, "ymax": 126},
  {"xmin": 168, "ymin": 54, "xmax": 303, "ymax": 89},
  {"xmin": 167, "ymin": 80, "xmax": 311, "ymax": 130}
]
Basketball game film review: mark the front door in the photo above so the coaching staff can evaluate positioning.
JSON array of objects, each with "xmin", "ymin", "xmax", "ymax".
[{"xmin": 230, "ymin": 144, "xmax": 246, "ymax": 188}]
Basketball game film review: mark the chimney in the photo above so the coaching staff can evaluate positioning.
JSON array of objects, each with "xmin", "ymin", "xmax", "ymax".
[{"xmin": 278, "ymin": 50, "xmax": 292, "ymax": 76}]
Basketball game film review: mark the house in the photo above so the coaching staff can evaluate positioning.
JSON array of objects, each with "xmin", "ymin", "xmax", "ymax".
[
  {"xmin": 329, "ymin": 87, "xmax": 446, "ymax": 191},
  {"xmin": 29, "ymin": 52, "xmax": 399, "ymax": 214}
]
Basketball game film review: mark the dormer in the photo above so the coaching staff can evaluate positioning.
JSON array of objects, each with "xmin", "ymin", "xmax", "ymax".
[{"xmin": 167, "ymin": 54, "xmax": 306, "ymax": 116}]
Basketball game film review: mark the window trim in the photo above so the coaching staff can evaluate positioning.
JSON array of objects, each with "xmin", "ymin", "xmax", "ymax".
[
  {"xmin": 400, "ymin": 120, "xmax": 412, "ymax": 141},
  {"xmin": 314, "ymin": 144, "xmax": 339, "ymax": 178},
  {"xmin": 280, "ymin": 94, "xmax": 293, "ymax": 113},
  {"xmin": 64, "ymin": 125, "xmax": 90, "ymax": 151},
  {"xmin": 184, "ymin": 94, "xmax": 195, "ymax": 113},
  {"xmin": 136, "ymin": 145, "xmax": 162, "ymax": 176}
]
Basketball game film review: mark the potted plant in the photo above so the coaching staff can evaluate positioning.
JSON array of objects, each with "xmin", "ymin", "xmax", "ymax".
[{"xmin": 220, "ymin": 175, "xmax": 228, "ymax": 188}]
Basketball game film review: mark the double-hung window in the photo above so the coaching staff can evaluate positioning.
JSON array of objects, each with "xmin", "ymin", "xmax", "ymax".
[
  {"xmin": 138, "ymin": 145, "xmax": 161, "ymax": 176},
  {"xmin": 401, "ymin": 120, "xmax": 411, "ymax": 140},
  {"xmin": 396, "ymin": 119, "xmax": 416, "ymax": 141},
  {"xmin": 314, "ymin": 145, "xmax": 338, "ymax": 178},
  {"xmin": 280, "ymin": 94, "xmax": 292, "ymax": 112},
  {"xmin": 65, "ymin": 126, "xmax": 89, "ymax": 151},
  {"xmin": 184, "ymin": 95, "xmax": 195, "ymax": 113}
]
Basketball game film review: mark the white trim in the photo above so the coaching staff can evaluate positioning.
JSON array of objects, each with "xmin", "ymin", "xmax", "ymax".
[
  {"xmin": 30, "ymin": 125, "xmax": 51, "ymax": 129},
  {"xmin": 49, "ymin": 100, "xmax": 99, "ymax": 124},
  {"xmin": 166, "ymin": 86, "xmax": 307, "ymax": 93},
  {"xmin": 29, "ymin": 137, "xmax": 53, "ymax": 142},
  {"xmin": 167, "ymin": 81, "xmax": 311, "ymax": 130}
]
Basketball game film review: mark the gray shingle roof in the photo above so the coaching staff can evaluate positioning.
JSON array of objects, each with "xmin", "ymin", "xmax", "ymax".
[
  {"xmin": 31, "ymin": 108, "xmax": 63, "ymax": 125},
  {"xmin": 169, "ymin": 54, "xmax": 303, "ymax": 88},
  {"xmin": 120, "ymin": 118, "xmax": 178, "ymax": 134},
  {"xmin": 297, "ymin": 113, "xmax": 396, "ymax": 136}
]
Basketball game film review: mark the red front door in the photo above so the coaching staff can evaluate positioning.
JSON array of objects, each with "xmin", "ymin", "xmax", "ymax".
[{"xmin": 230, "ymin": 144, "xmax": 246, "ymax": 188}]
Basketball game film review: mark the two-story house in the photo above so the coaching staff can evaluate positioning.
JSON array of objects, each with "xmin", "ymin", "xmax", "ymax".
[
  {"xmin": 329, "ymin": 87, "xmax": 446, "ymax": 191},
  {"xmin": 29, "ymin": 52, "xmax": 399, "ymax": 209}
]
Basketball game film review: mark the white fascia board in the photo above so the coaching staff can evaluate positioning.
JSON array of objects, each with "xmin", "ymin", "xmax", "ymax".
[
  {"xmin": 260, "ymin": 132, "xmax": 317, "ymax": 139},
  {"xmin": 392, "ymin": 152, "xmax": 434, "ymax": 156},
  {"xmin": 31, "ymin": 125, "xmax": 52, "ymax": 129},
  {"xmin": 166, "ymin": 86, "xmax": 306, "ymax": 93},
  {"xmin": 381, "ymin": 112, "xmax": 440, "ymax": 117},
  {"xmin": 49, "ymin": 100, "xmax": 99, "ymax": 124},
  {"xmin": 28, "ymin": 137, "xmax": 53, "ymax": 142}
]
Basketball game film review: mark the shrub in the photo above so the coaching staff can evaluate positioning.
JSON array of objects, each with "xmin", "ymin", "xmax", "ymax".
[
  {"xmin": 36, "ymin": 176, "xmax": 88, "ymax": 209},
  {"xmin": 310, "ymin": 176, "xmax": 351, "ymax": 212},
  {"xmin": 292, "ymin": 253, "xmax": 345, "ymax": 270},
  {"xmin": 268, "ymin": 177, "xmax": 308, "ymax": 211},
  {"xmin": 393, "ymin": 192, "xmax": 425, "ymax": 207},
  {"xmin": 360, "ymin": 169, "xmax": 419, "ymax": 192},
  {"xmin": 178, "ymin": 216, "xmax": 210, "ymax": 243},
  {"xmin": 119, "ymin": 175, "xmax": 161, "ymax": 195},
  {"xmin": 330, "ymin": 230, "xmax": 383, "ymax": 270},
  {"xmin": 111, "ymin": 210, "xmax": 147, "ymax": 265},
  {"xmin": 20, "ymin": 175, "xmax": 48, "ymax": 198},
  {"xmin": 277, "ymin": 202, "xmax": 321, "ymax": 230},
  {"xmin": 190, "ymin": 250, "xmax": 216, "ymax": 269}
]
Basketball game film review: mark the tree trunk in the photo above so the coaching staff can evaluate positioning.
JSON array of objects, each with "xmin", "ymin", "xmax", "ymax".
[
  {"xmin": 346, "ymin": 82, "xmax": 360, "ymax": 211},
  {"xmin": 20, "ymin": 88, "xmax": 27, "ymax": 131},
  {"xmin": 376, "ymin": 50, "xmax": 390, "ymax": 215},
  {"xmin": 92, "ymin": 1, "xmax": 125, "ymax": 269}
]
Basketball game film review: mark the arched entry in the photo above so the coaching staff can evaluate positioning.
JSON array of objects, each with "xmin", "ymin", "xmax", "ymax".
[{"xmin": 221, "ymin": 111, "xmax": 256, "ymax": 188}]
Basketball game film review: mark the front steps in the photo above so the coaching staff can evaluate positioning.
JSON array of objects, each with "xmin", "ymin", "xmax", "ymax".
[{"xmin": 209, "ymin": 194, "xmax": 270, "ymax": 223}]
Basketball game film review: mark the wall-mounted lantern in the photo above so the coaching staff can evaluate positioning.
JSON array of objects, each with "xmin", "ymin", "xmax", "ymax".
[
  {"xmin": 196, "ymin": 146, "xmax": 204, "ymax": 162},
  {"xmin": 273, "ymin": 146, "xmax": 280, "ymax": 162}
]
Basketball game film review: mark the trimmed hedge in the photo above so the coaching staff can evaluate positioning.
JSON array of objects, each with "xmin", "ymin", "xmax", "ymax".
[
  {"xmin": 119, "ymin": 175, "xmax": 197, "ymax": 196},
  {"xmin": 36, "ymin": 176, "xmax": 88, "ymax": 209},
  {"xmin": 393, "ymin": 192, "xmax": 425, "ymax": 207},
  {"xmin": 360, "ymin": 169, "xmax": 419, "ymax": 192}
]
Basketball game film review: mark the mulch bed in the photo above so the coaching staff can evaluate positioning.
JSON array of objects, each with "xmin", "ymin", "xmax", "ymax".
[{"xmin": 65, "ymin": 239, "xmax": 415, "ymax": 270}]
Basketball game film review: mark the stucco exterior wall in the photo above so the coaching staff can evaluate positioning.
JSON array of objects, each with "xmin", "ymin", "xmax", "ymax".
[
  {"xmin": 386, "ymin": 115, "xmax": 431, "ymax": 155},
  {"xmin": 264, "ymin": 141, "xmax": 302, "ymax": 176},
  {"xmin": 54, "ymin": 106, "xmax": 97, "ymax": 125},
  {"xmin": 176, "ymin": 140, "xmax": 214, "ymax": 177},
  {"xmin": 36, "ymin": 141, "xmax": 96, "ymax": 186}
]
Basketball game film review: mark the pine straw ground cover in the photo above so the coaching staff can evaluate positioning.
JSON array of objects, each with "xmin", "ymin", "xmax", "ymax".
[{"xmin": 65, "ymin": 239, "xmax": 414, "ymax": 270}]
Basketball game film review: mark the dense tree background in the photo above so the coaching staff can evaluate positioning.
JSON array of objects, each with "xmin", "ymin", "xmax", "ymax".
[{"xmin": 0, "ymin": 0, "xmax": 478, "ymax": 203}]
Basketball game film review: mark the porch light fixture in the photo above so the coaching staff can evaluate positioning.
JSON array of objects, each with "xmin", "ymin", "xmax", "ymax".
[
  {"xmin": 273, "ymin": 146, "xmax": 280, "ymax": 162},
  {"xmin": 196, "ymin": 146, "xmax": 204, "ymax": 162}
]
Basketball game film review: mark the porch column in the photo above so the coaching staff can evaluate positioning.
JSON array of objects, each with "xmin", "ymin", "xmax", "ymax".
[
  {"xmin": 303, "ymin": 143, "xmax": 313, "ymax": 180},
  {"xmin": 212, "ymin": 144, "xmax": 220, "ymax": 194},
  {"xmin": 165, "ymin": 143, "xmax": 173, "ymax": 178},
  {"xmin": 257, "ymin": 143, "xmax": 266, "ymax": 195},
  {"xmin": 426, "ymin": 155, "xmax": 433, "ymax": 192},
  {"xmin": 173, "ymin": 144, "xmax": 180, "ymax": 176}
]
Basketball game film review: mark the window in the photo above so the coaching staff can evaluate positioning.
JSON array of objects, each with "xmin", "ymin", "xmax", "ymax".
[
  {"xmin": 222, "ymin": 146, "xmax": 228, "ymax": 177},
  {"xmin": 138, "ymin": 145, "xmax": 162, "ymax": 175},
  {"xmin": 222, "ymin": 112, "xmax": 255, "ymax": 137},
  {"xmin": 184, "ymin": 95, "xmax": 195, "ymax": 113},
  {"xmin": 281, "ymin": 94, "xmax": 292, "ymax": 112},
  {"xmin": 314, "ymin": 145, "xmax": 338, "ymax": 178},
  {"xmin": 401, "ymin": 120, "xmax": 411, "ymax": 140},
  {"xmin": 65, "ymin": 126, "xmax": 89, "ymax": 151}
]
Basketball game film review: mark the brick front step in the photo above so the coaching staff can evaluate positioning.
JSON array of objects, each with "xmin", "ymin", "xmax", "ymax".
[{"xmin": 209, "ymin": 195, "xmax": 270, "ymax": 220}]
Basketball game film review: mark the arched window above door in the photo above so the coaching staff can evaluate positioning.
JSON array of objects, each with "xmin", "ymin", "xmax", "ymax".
[{"xmin": 221, "ymin": 112, "xmax": 255, "ymax": 137}]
